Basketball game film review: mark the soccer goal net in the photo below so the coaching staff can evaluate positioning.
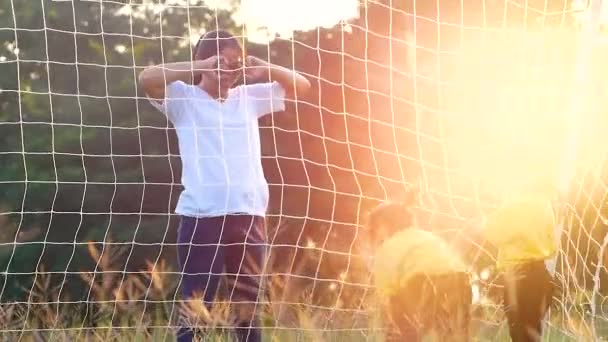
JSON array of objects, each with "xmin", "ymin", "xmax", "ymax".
[{"xmin": 1, "ymin": 0, "xmax": 607, "ymax": 340}]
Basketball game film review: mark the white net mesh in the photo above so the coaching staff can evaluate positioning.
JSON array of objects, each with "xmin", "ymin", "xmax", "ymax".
[{"xmin": 1, "ymin": 0, "xmax": 608, "ymax": 340}]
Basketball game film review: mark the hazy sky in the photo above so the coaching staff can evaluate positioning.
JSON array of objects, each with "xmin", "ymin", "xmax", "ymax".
[{"xmin": 231, "ymin": 0, "xmax": 360, "ymax": 43}]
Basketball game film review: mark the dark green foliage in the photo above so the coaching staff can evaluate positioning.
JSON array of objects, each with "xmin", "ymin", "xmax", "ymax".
[{"xmin": 0, "ymin": 0, "xmax": 227, "ymax": 302}]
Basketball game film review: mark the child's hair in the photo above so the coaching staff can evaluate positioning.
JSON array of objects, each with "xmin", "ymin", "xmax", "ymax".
[
  {"xmin": 367, "ymin": 202, "xmax": 413, "ymax": 232},
  {"xmin": 192, "ymin": 30, "xmax": 241, "ymax": 84},
  {"xmin": 366, "ymin": 189, "xmax": 418, "ymax": 239}
]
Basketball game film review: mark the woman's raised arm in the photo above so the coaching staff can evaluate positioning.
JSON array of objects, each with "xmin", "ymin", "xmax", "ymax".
[
  {"xmin": 138, "ymin": 57, "xmax": 217, "ymax": 99},
  {"xmin": 244, "ymin": 56, "xmax": 311, "ymax": 99}
]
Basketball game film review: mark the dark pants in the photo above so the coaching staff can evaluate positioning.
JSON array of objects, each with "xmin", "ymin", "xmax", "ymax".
[
  {"xmin": 176, "ymin": 215, "xmax": 266, "ymax": 342},
  {"xmin": 386, "ymin": 272, "xmax": 471, "ymax": 342},
  {"xmin": 503, "ymin": 260, "xmax": 554, "ymax": 342}
]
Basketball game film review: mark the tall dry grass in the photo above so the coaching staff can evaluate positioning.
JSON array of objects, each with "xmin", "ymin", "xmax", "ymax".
[{"xmin": 0, "ymin": 236, "xmax": 604, "ymax": 341}]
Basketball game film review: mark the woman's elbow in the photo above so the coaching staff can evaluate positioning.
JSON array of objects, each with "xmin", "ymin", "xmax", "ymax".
[
  {"xmin": 296, "ymin": 76, "xmax": 311, "ymax": 96},
  {"xmin": 138, "ymin": 68, "xmax": 158, "ymax": 88},
  {"xmin": 138, "ymin": 69, "xmax": 152, "ymax": 89},
  {"xmin": 139, "ymin": 69, "xmax": 163, "ymax": 99}
]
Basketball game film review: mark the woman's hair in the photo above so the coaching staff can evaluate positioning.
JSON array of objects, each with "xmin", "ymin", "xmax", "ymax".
[{"xmin": 192, "ymin": 30, "xmax": 241, "ymax": 84}]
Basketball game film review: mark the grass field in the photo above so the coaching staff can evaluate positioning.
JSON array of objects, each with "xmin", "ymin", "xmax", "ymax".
[
  {"xmin": 0, "ymin": 320, "xmax": 593, "ymax": 342},
  {"xmin": 0, "ymin": 243, "xmax": 605, "ymax": 341},
  {"xmin": 0, "ymin": 295, "xmax": 603, "ymax": 342}
]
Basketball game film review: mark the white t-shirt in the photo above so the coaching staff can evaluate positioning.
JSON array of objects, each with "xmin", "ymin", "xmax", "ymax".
[{"xmin": 149, "ymin": 80, "xmax": 286, "ymax": 217}]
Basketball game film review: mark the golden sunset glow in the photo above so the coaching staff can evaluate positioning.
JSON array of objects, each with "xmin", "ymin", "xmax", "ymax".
[
  {"xmin": 440, "ymin": 27, "xmax": 608, "ymax": 196},
  {"xmin": 229, "ymin": 0, "xmax": 608, "ymax": 197}
]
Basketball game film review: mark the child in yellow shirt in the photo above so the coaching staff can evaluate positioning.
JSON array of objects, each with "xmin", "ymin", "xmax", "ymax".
[
  {"xmin": 367, "ymin": 201, "xmax": 471, "ymax": 342},
  {"xmin": 484, "ymin": 193, "xmax": 557, "ymax": 342}
]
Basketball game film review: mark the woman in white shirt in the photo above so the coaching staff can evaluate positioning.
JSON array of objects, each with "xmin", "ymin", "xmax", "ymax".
[{"xmin": 139, "ymin": 30, "xmax": 310, "ymax": 342}]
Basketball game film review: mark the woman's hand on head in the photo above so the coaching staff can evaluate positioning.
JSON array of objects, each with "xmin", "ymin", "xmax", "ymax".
[
  {"xmin": 194, "ymin": 55, "xmax": 237, "ymax": 85},
  {"xmin": 244, "ymin": 56, "xmax": 269, "ymax": 84},
  {"xmin": 194, "ymin": 55, "xmax": 221, "ymax": 74}
]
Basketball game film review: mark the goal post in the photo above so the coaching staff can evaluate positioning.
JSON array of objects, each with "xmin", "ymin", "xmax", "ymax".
[{"xmin": 2, "ymin": 0, "xmax": 608, "ymax": 340}]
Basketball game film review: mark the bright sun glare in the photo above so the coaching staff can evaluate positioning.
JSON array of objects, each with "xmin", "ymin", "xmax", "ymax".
[{"xmin": 442, "ymin": 25, "xmax": 608, "ymax": 197}]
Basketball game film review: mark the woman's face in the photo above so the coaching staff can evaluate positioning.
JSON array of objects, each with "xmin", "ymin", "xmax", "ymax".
[{"xmin": 211, "ymin": 46, "xmax": 243, "ymax": 89}]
